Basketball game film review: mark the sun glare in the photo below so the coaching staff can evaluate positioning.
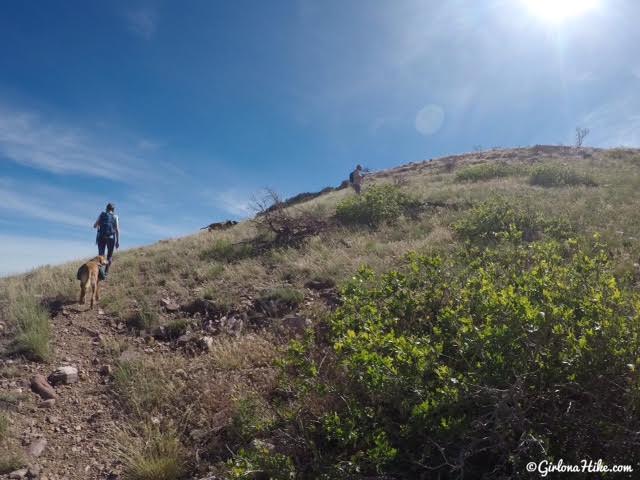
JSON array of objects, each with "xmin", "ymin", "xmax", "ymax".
[{"xmin": 522, "ymin": 0, "xmax": 599, "ymax": 22}]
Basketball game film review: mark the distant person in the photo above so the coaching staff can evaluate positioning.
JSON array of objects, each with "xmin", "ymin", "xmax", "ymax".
[
  {"xmin": 349, "ymin": 164, "xmax": 364, "ymax": 194},
  {"xmin": 93, "ymin": 203, "xmax": 120, "ymax": 277}
]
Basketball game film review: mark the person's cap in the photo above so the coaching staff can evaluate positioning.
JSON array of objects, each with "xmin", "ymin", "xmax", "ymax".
[
  {"xmin": 356, "ymin": 164, "xmax": 362, "ymax": 169},
  {"xmin": 106, "ymin": 203, "xmax": 115, "ymax": 211}
]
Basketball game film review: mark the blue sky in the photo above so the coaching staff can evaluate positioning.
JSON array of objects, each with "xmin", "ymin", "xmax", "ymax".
[{"xmin": 1, "ymin": 0, "xmax": 639, "ymax": 276}]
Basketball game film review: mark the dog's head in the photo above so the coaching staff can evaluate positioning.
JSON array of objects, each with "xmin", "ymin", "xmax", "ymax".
[{"xmin": 91, "ymin": 255, "xmax": 109, "ymax": 266}]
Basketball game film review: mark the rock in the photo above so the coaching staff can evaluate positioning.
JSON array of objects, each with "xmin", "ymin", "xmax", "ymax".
[
  {"xmin": 99, "ymin": 365, "xmax": 113, "ymax": 376},
  {"xmin": 97, "ymin": 308, "xmax": 105, "ymax": 316},
  {"xmin": 199, "ymin": 336, "xmax": 214, "ymax": 352},
  {"xmin": 38, "ymin": 399, "xmax": 55, "ymax": 409},
  {"xmin": 280, "ymin": 315, "xmax": 312, "ymax": 335},
  {"xmin": 26, "ymin": 438, "xmax": 47, "ymax": 457},
  {"xmin": 9, "ymin": 469, "xmax": 28, "ymax": 479},
  {"xmin": 47, "ymin": 366, "xmax": 78, "ymax": 385},
  {"xmin": 220, "ymin": 315, "xmax": 243, "ymax": 336},
  {"xmin": 30, "ymin": 375, "xmax": 56, "ymax": 400},
  {"xmin": 176, "ymin": 333, "xmax": 194, "ymax": 345},
  {"xmin": 304, "ymin": 278, "xmax": 336, "ymax": 290},
  {"xmin": 161, "ymin": 298, "xmax": 180, "ymax": 312},
  {"xmin": 26, "ymin": 464, "xmax": 41, "ymax": 479}
]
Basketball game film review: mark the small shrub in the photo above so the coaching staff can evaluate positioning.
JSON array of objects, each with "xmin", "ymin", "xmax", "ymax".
[
  {"xmin": 228, "ymin": 447, "xmax": 295, "ymax": 480},
  {"xmin": 259, "ymin": 287, "xmax": 304, "ymax": 306},
  {"xmin": 529, "ymin": 164, "xmax": 597, "ymax": 187},
  {"xmin": 126, "ymin": 298, "xmax": 159, "ymax": 331},
  {"xmin": 0, "ymin": 452, "xmax": 24, "ymax": 475},
  {"xmin": 200, "ymin": 240, "xmax": 255, "ymax": 263},
  {"xmin": 336, "ymin": 184, "xmax": 422, "ymax": 228},
  {"xmin": 9, "ymin": 294, "xmax": 51, "ymax": 361},
  {"xmin": 116, "ymin": 424, "xmax": 187, "ymax": 480},
  {"xmin": 455, "ymin": 162, "xmax": 524, "ymax": 182},
  {"xmin": 453, "ymin": 196, "xmax": 571, "ymax": 242},
  {"xmin": 164, "ymin": 319, "xmax": 188, "ymax": 340},
  {"xmin": 230, "ymin": 394, "xmax": 275, "ymax": 443},
  {"xmin": 113, "ymin": 360, "xmax": 174, "ymax": 415}
]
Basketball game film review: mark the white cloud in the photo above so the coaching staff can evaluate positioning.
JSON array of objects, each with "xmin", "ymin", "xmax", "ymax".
[
  {"xmin": 209, "ymin": 190, "xmax": 254, "ymax": 218},
  {"xmin": 579, "ymin": 97, "xmax": 640, "ymax": 147},
  {"xmin": 0, "ymin": 183, "xmax": 89, "ymax": 228},
  {"xmin": 0, "ymin": 234, "xmax": 95, "ymax": 277},
  {"xmin": 0, "ymin": 104, "xmax": 149, "ymax": 180},
  {"xmin": 126, "ymin": 9, "xmax": 158, "ymax": 40}
]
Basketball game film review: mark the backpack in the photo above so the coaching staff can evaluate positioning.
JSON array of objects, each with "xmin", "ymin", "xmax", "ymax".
[
  {"xmin": 349, "ymin": 171, "xmax": 355, "ymax": 183},
  {"xmin": 98, "ymin": 211, "xmax": 116, "ymax": 238}
]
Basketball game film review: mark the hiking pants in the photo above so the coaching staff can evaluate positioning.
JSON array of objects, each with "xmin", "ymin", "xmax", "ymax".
[{"xmin": 98, "ymin": 236, "xmax": 116, "ymax": 271}]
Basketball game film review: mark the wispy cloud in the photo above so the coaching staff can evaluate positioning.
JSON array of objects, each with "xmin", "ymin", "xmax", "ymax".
[
  {"xmin": 0, "ymin": 104, "xmax": 150, "ymax": 180},
  {"xmin": 0, "ymin": 234, "xmax": 95, "ymax": 277},
  {"xmin": 126, "ymin": 8, "xmax": 158, "ymax": 40},
  {"xmin": 207, "ymin": 189, "xmax": 254, "ymax": 218},
  {"xmin": 579, "ymin": 97, "xmax": 640, "ymax": 147},
  {"xmin": 0, "ymin": 180, "xmax": 92, "ymax": 228}
]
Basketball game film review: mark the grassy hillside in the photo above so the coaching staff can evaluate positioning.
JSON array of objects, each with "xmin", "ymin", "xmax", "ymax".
[{"xmin": 2, "ymin": 145, "xmax": 640, "ymax": 479}]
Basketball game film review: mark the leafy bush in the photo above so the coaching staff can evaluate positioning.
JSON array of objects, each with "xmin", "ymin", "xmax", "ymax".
[
  {"xmin": 455, "ymin": 162, "xmax": 524, "ymax": 182},
  {"xmin": 200, "ymin": 239, "xmax": 254, "ymax": 263},
  {"xmin": 260, "ymin": 239, "xmax": 640, "ymax": 478},
  {"xmin": 228, "ymin": 446, "xmax": 295, "ymax": 480},
  {"xmin": 336, "ymin": 184, "xmax": 422, "ymax": 228},
  {"xmin": 529, "ymin": 164, "xmax": 597, "ymax": 187},
  {"xmin": 9, "ymin": 294, "xmax": 51, "ymax": 361},
  {"xmin": 453, "ymin": 196, "xmax": 572, "ymax": 242}
]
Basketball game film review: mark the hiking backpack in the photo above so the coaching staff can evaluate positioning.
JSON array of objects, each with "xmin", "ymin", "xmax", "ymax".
[
  {"xmin": 349, "ymin": 171, "xmax": 354, "ymax": 183},
  {"xmin": 98, "ymin": 211, "xmax": 116, "ymax": 238}
]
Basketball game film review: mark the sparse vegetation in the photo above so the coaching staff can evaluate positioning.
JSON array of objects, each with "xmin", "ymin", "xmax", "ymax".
[
  {"xmin": 455, "ymin": 162, "xmax": 525, "ymax": 182},
  {"xmin": 3, "ymin": 146, "xmax": 640, "ymax": 477},
  {"xmin": 8, "ymin": 293, "xmax": 51, "ymax": 361},
  {"xmin": 529, "ymin": 164, "xmax": 597, "ymax": 187},
  {"xmin": 114, "ymin": 424, "xmax": 187, "ymax": 480}
]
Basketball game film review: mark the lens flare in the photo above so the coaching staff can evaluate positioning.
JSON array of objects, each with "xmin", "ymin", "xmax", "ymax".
[{"xmin": 522, "ymin": 0, "xmax": 599, "ymax": 22}]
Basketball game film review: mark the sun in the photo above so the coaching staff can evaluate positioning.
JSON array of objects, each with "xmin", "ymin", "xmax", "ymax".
[{"xmin": 522, "ymin": 0, "xmax": 599, "ymax": 22}]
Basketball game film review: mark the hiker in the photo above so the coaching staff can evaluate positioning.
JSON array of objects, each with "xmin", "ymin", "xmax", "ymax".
[
  {"xmin": 349, "ymin": 164, "xmax": 364, "ymax": 194},
  {"xmin": 93, "ymin": 203, "xmax": 120, "ymax": 277}
]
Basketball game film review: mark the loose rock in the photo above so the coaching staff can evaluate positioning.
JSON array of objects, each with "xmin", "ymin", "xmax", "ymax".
[
  {"xmin": 30, "ymin": 375, "xmax": 57, "ymax": 400},
  {"xmin": 38, "ymin": 399, "xmax": 56, "ymax": 409},
  {"xmin": 26, "ymin": 437, "xmax": 47, "ymax": 457},
  {"xmin": 47, "ymin": 366, "xmax": 79, "ymax": 386},
  {"xmin": 9, "ymin": 469, "xmax": 28, "ymax": 479}
]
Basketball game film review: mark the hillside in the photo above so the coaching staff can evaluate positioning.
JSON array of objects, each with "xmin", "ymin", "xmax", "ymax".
[{"xmin": 2, "ymin": 145, "xmax": 640, "ymax": 479}]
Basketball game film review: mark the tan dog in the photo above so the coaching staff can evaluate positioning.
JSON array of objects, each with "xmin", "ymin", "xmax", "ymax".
[{"xmin": 76, "ymin": 255, "xmax": 108, "ymax": 309}]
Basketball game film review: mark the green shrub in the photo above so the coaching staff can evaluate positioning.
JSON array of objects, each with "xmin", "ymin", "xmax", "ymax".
[
  {"xmin": 529, "ymin": 164, "xmax": 597, "ymax": 187},
  {"xmin": 453, "ymin": 196, "xmax": 571, "ymax": 242},
  {"xmin": 230, "ymin": 394, "xmax": 275, "ymax": 443},
  {"xmin": 336, "ymin": 185, "xmax": 422, "ymax": 228},
  {"xmin": 200, "ymin": 240, "xmax": 254, "ymax": 263},
  {"xmin": 455, "ymin": 162, "xmax": 524, "ymax": 182},
  {"xmin": 9, "ymin": 294, "xmax": 51, "ymax": 361},
  {"xmin": 263, "ymin": 239, "xmax": 640, "ymax": 478},
  {"xmin": 259, "ymin": 287, "xmax": 304, "ymax": 306},
  {"xmin": 228, "ymin": 446, "xmax": 295, "ymax": 480}
]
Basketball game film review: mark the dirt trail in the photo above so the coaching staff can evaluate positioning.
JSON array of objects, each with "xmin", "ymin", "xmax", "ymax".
[{"xmin": 2, "ymin": 284, "xmax": 141, "ymax": 480}]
